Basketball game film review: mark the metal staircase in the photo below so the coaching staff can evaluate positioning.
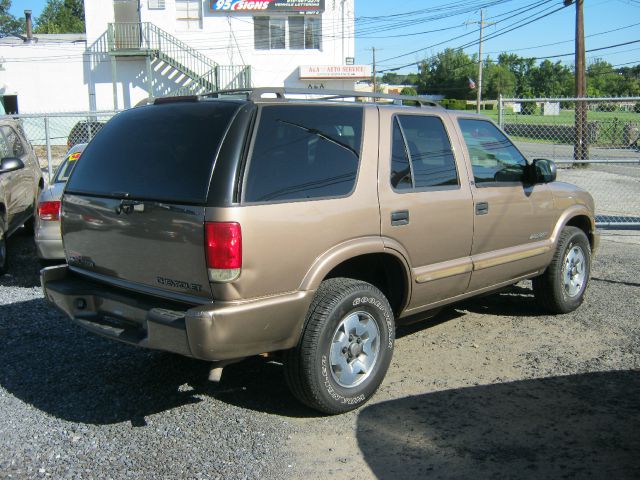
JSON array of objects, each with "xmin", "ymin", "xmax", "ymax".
[{"xmin": 106, "ymin": 22, "xmax": 250, "ymax": 95}]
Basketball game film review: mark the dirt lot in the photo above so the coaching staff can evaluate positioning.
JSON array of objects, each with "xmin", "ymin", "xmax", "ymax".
[
  {"xmin": 1, "ymin": 230, "xmax": 639, "ymax": 479},
  {"xmin": 286, "ymin": 230, "xmax": 640, "ymax": 479}
]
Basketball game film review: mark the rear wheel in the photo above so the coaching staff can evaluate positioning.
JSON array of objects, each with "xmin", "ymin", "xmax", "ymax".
[
  {"xmin": 533, "ymin": 226, "xmax": 591, "ymax": 314},
  {"xmin": 284, "ymin": 278, "xmax": 395, "ymax": 414}
]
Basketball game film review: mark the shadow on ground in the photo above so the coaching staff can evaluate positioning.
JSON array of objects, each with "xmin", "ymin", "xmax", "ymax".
[
  {"xmin": 0, "ymin": 230, "xmax": 42, "ymax": 288},
  {"xmin": 0, "ymin": 282, "xmax": 561, "ymax": 423},
  {"xmin": 357, "ymin": 370, "xmax": 640, "ymax": 479},
  {"xmin": 0, "ymin": 297, "xmax": 316, "ymax": 425}
]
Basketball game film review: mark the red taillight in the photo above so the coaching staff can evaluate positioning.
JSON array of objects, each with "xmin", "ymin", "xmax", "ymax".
[
  {"xmin": 38, "ymin": 201, "xmax": 61, "ymax": 221},
  {"xmin": 205, "ymin": 222, "xmax": 242, "ymax": 282}
]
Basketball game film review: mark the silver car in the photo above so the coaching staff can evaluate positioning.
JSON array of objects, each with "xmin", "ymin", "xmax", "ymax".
[{"xmin": 35, "ymin": 144, "xmax": 86, "ymax": 260}]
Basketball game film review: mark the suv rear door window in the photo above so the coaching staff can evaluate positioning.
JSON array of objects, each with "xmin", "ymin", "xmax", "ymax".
[
  {"xmin": 391, "ymin": 115, "xmax": 458, "ymax": 189},
  {"xmin": 65, "ymin": 102, "xmax": 242, "ymax": 204},
  {"xmin": 244, "ymin": 105, "xmax": 363, "ymax": 203},
  {"xmin": 391, "ymin": 118, "xmax": 412, "ymax": 190},
  {"xmin": 458, "ymin": 118, "xmax": 527, "ymax": 184}
]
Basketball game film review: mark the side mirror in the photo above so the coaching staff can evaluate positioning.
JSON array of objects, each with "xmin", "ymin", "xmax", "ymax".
[
  {"xmin": 530, "ymin": 158, "xmax": 557, "ymax": 184},
  {"xmin": 0, "ymin": 157, "xmax": 25, "ymax": 174}
]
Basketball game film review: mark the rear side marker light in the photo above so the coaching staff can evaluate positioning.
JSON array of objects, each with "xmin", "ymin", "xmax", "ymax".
[
  {"xmin": 205, "ymin": 222, "xmax": 242, "ymax": 283},
  {"xmin": 38, "ymin": 201, "xmax": 61, "ymax": 221}
]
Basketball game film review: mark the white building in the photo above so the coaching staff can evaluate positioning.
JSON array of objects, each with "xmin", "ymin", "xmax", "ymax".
[{"xmin": 1, "ymin": 0, "xmax": 364, "ymax": 113}]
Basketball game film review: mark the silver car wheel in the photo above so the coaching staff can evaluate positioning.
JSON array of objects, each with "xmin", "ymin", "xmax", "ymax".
[
  {"xmin": 329, "ymin": 311, "xmax": 380, "ymax": 388},
  {"xmin": 562, "ymin": 245, "xmax": 586, "ymax": 298}
]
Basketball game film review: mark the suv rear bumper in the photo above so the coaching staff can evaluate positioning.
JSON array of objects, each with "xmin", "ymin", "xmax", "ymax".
[{"xmin": 41, "ymin": 265, "xmax": 314, "ymax": 361}]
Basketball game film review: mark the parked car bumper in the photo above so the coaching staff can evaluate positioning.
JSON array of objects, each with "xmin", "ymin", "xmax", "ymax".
[
  {"xmin": 35, "ymin": 221, "xmax": 64, "ymax": 260},
  {"xmin": 41, "ymin": 265, "xmax": 314, "ymax": 361}
]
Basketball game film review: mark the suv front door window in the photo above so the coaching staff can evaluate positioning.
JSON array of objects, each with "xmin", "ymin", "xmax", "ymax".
[{"xmin": 458, "ymin": 119, "xmax": 527, "ymax": 185}]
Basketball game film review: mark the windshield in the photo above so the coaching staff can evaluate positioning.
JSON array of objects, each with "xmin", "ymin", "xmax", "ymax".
[{"xmin": 65, "ymin": 101, "xmax": 242, "ymax": 204}]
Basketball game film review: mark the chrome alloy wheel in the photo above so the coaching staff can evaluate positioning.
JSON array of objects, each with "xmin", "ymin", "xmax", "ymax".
[
  {"xmin": 562, "ymin": 245, "xmax": 586, "ymax": 297},
  {"xmin": 329, "ymin": 311, "xmax": 380, "ymax": 388}
]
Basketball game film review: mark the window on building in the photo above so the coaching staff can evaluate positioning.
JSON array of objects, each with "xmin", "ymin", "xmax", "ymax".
[
  {"xmin": 255, "ymin": 16, "xmax": 321, "ymax": 50},
  {"xmin": 289, "ymin": 16, "xmax": 321, "ymax": 50},
  {"xmin": 254, "ymin": 17, "xmax": 269, "ymax": 50},
  {"xmin": 391, "ymin": 115, "xmax": 458, "ymax": 190},
  {"xmin": 148, "ymin": 0, "xmax": 165, "ymax": 9},
  {"xmin": 270, "ymin": 17, "xmax": 286, "ymax": 49},
  {"xmin": 458, "ymin": 119, "xmax": 527, "ymax": 184},
  {"xmin": 175, "ymin": 0, "xmax": 201, "ymax": 30},
  {"xmin": 244, "ymin": 105, "xmax": 363, "ymax": 203},
  {"xmin": 254, "ymin": 16, "xmax": 285, "ymax": 50}
]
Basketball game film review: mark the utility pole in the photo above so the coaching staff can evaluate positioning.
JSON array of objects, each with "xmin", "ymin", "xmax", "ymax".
[
  {"xmin": 467, "ymin": 10, "xmax": 495, "ymax": 113},
  {"xmin": 367, "ymin": 47, "xmax": 378, "ymax": 101},
  {"xmin": 372, "ymin": 47, "xmax": 377, "ymax": 96},
  {"xmin": 567, "ymin": 0, "xmax": 588, "ymax": 161}
]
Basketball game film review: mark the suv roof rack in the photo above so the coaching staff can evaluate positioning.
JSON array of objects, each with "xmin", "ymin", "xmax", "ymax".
[{"xmin": 196, "ymin": 87, "xmax": 442, "ymax": 108}]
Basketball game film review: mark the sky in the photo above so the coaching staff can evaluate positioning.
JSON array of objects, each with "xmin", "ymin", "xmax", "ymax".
[{"xmin": 8, "ymin": 0, "xmax": 640, "ymax": 73}]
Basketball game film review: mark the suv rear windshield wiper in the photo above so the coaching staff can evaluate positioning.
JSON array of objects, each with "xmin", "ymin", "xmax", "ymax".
[{"xmin": 277, "ymin": 119, "xmax": 359, "ymax": 158}]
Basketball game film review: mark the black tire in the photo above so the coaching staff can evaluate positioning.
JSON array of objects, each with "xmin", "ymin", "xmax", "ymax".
[
  {"xmin": 533, "ymin": 226, "xmax": 591, "ymax": 314},
  {"xmin": 0, "ymin": 225, "xmax": 7, "ymax": 276},
  {"xmin": 22, "ymin": 188, "xmax": 41, "ymax": 236},
  {"xmin": 22, "ymin": 215, "xmax": 35, "ymax": 235},
  {"xmin": 284, "ymin": 278, "xmax": 395, "ymax": 414}
]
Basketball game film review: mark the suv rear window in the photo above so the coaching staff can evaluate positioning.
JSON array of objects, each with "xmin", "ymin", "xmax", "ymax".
[
  {"xmin": 244, "ymin": 105, "xmax": 363, "ymax": 203},
  {"xmin": 66, "ymin": 101, "xmax": 242, "ymax": 204}
]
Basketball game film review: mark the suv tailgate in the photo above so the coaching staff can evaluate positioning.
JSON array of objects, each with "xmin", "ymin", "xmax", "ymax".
[{"xmin": 61, "ymin": 100, "xmax": 244, "ymax": 301}]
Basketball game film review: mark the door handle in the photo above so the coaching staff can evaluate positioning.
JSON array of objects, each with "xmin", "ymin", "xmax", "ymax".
[
  {"xmin": 475, "ymin": 202, "xmax": 489, "ymax": 215},
  {"xmin": 391, "ymin": 210, "xmax": 409, "ymax": 226}
]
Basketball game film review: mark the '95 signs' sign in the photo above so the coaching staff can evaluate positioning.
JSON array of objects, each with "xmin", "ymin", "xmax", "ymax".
[{"xmin": 211, "ymin": 0, "xmax": 324, "ymax": 13}]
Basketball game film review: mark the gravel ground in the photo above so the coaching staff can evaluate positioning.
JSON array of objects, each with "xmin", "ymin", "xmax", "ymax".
[{"xmin": 1, "ymin": 230, "xmax": 639, "ymax": 479}]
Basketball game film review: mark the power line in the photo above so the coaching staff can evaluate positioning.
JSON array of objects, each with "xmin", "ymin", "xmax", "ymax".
[{"xmin": 377, "ymin": 0, "xmax": 561, "ymax": 67}]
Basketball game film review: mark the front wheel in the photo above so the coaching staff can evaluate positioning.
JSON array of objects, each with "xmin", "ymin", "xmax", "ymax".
[
  {"xmin": 533, "ymin": 226, "xmax": 591, "ymax": 314},
  {"xmin": 284, "ymin": 278, "xmax": 395, "ymax": 414}
]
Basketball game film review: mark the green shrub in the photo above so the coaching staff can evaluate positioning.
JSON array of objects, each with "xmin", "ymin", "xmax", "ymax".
[
  {"xmin": 441, "ymin": 99, "xmax": 467, "ymax": 110},
  {"xmin": 400, "ymin": 87, "xmax": 419, "ymax": 106},
  {"xmin": 521, "ymin": 102, "xmax": 538, "ymax": 115},
  {"xmin": 484, "ymin": 103, "xmax": 494, "ymax": 111},
  {"xmin": 634, "ymin": 101, "xmax": 640, "ymax": 114},
  {"xmin": 400, "ymin": 86, "xmax": 417, "ymax": 97},
  {"xmin": 596, "ymin": 103, "xmax": 620, "ymax": 113}
]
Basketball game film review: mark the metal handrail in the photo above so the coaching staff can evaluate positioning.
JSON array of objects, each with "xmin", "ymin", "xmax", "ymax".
[{"xmin": 107, "ymin": 22, "xmax": 222, "ymax": 93}]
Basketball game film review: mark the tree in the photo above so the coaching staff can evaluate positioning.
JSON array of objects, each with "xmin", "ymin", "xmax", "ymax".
[
  {"xmin": 381, "ymin": 72, "xmax": 419, "ymax": 86},
  {"xmin": 497, "ymin": 53, "xmax": 536, "ymax": 97},
  {"xmin": 0, "ymin": 0, "xmax": 23, "ymax": 37},
  {"xmin": 416, "ymin": 48, "xmax": 476, "ymax": 99},
  {"xmin": 530, "ymin": 60, "xmax": 573, "ymax": 97},
  {"xmin": 34, "ymin": 0, "xmax": 84, "ymax": 34},
  {"xmin": 587, "ymin": 59, "xmax": 640, "ymax": 97},
  {"xmin": 484, "ymin": 61, "xmax": 516, "ymax": 98}
]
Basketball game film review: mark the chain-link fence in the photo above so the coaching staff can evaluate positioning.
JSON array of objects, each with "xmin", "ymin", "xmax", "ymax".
[
  {"xmin": 498, "ymin": 97, "xmax": 640, "ymax": 227},
  {"xmin": 7, "ymin": 112, "xmax": 118, "ymax": 182}
]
